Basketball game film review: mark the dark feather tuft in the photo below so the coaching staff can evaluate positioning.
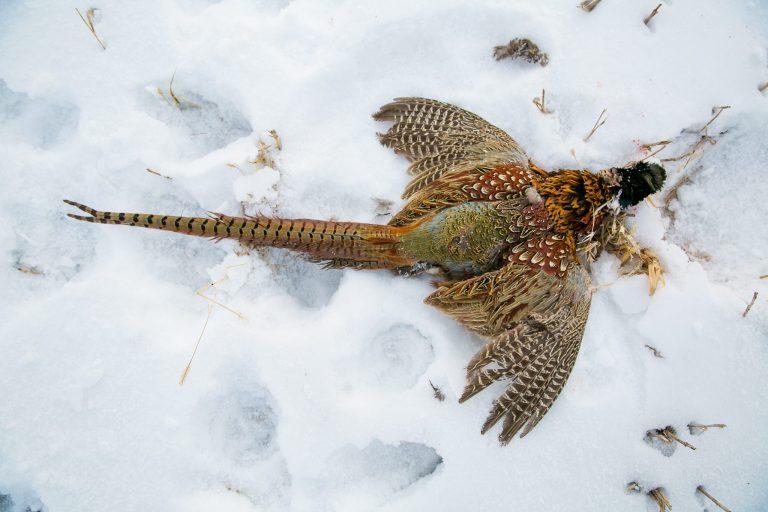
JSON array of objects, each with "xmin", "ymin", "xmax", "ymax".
[{"xmin": 618, "ymin": 162, "xmax": 666, "ymax": 207}]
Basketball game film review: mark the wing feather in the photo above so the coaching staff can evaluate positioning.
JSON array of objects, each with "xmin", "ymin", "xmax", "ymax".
[
  {"xmin": 377, "ymin": 98, "xmax": 593, "ymax": 443},
  {"xmin": 373, "ymin": 97, "xmax": 529, "ymax": 200},
  {"xmin": 427, "ymin": 252, "xmax": 592, "ymax": 443}
]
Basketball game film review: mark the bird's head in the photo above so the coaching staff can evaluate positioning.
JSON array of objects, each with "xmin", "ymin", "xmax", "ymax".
[{"xmin": 613, "ymin": 162, "xmax": 666, "ymax": 208}]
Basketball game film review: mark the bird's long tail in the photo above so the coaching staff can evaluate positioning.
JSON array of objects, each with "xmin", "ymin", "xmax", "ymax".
[{"xmin": 64, "ymin": 200, "xmax": 416, "ymax": 269}]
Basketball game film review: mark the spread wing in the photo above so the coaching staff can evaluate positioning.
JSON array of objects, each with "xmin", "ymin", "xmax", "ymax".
[
  {"xmin": 426, "ymin": 239, "xmax": 592, "ymax": 444},
  {"xmin": 373, "ymin": 98, "xmax": 534, "ymax": 226}
]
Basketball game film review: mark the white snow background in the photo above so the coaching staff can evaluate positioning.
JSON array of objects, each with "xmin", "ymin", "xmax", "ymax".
[{"xmin": 1, "ymin": 0, "xmax": 768, "ymax": 510}]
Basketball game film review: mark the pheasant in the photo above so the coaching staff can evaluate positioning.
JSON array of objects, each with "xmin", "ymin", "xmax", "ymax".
[{"xmin": 65, "ymin": 98, "xmax": 665, "ymax": 444}]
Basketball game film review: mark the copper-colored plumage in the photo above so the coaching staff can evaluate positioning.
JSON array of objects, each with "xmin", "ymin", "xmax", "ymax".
[{"xmin": 65, "ymin": 97, "xmax": 665, "ymax": 444}]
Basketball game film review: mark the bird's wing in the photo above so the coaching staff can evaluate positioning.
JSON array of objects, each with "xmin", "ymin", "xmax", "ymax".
[
  {"xmin": 426, "ymin": 238, "xmax": 592, "ymax": 444},
  {"xmin": 373, "ymin": 97, "xmax": 530, "ymax": 201}
]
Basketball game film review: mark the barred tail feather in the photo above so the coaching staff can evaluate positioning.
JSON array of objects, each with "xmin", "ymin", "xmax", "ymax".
[{"xmin": 64, "ymin": 200, "xmax": 415, "ymax": 268}]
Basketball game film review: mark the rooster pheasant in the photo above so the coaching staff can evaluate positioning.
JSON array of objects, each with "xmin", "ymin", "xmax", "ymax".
[{"xmin": 65, "ymin": 98, "xmax": 665, "ymax": 444}]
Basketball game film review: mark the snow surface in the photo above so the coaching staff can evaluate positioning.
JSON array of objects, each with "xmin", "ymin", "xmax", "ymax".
[{"xmin": 1, "ymin": 0, "xmax": 767, "ymax": 510}]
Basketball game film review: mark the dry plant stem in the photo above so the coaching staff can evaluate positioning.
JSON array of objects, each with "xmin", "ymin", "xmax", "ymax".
[
  {"xmin": 196, "ymin": 278, "xmax": 247, "ymax": 321},
  {"xmin": 584, "ymin": 109, "xmax": 607, "ymax": 142},
  {"xmin": 252, "ymin": 139, "xmax": 276, "ymax": 168},
  {"xmin": 761, "ymin": 274, "xmax": 768, "ymax": 279},
  {"xmin": 160, "ymin": 71, "xmax": 199, "ymax": 110},
  {"xmin": 668, "ymin": 433, "xmax": 695, "ymax": 450},
  {"xmin": 642, "ymin": 249, "xmax": 664, "ymax": 294},
  {"xmin": 146, "ymin": 168, "xmax": 172, "ymax": 180},
  {"xmin": 648, "ymin": 426, "xmax": 696, "ymax": 450},
  {"xmin": 579, "ymin": 0, "xmax": 602, "ymax": 12},
  {"xmin": 701, "ymin": 105, "xmax": 731, "ymax": 133},
  {"xmin": 626, "ymin": 481, "xmax": 642, "ymax": 493},
  {"xmin": 644, "ymin": 4, "xmax": 662, "ymax": 26},
  {"xmin": 76, "ymin": 8, "xmax": 106, "ymax": 50},
  {"xmin": 169, "ymin": 71, "xmax": 182, "ymax": 108},
  {"xmin": 688, "ymin": 422, "xmax": 727, "ymax": 435},
  {"xmin": 15, "ymin": 264, "xmax": 43, "ymax": 276},
  {"xmin": 759, "ymin": 82, "xmax": 768, "ymax": 93},
  {"xmin": 649, "ymin": 488, "xmax": 672, "ymax": 512},
  {"xmin": 696, "ymin": 486, "xmax": 732, "ymax": 512},
  {"xmin": 645, "ymin": 344, "xmax": 664, "ymax": 358},
  {"xmin": 180, "ymin": 272, "xmax": 248, "ymax": 385},
  {"xmin": 533, "ymin": 89, "xmax": 548, "ymax": 113},
  {"xmin": 226, "ymin": 163, "xmax": 246, "ymax": 174},
  {"xmin": 660, "ymin": 106, "xmax": 730, "ymax": 172},
  {"xmin": 641, "ymin": 140, "xmax": 672, "ymax": 161},
  {"xmin": 660, "ymin": 136, "xmax": 714, "ymax": 167},
  {"xmin": 269, "ymin": 129, "xmax": 282, "ymax": 151},
  {"xmin": 742, "ymin": 291, "xmax": 758, "ymax": 317},
  {"xmin": 179, "ymin": 303, "xmax": 213, "ymax": 385},
  {"xmin": 643, "ymin": 140, "xmax": 673, "ymax": 149}
]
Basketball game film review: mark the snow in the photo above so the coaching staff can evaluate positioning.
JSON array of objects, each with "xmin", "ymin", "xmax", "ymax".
[{"xmin": 1, "ymin": 0, "xmax": 767, "ymax": 510}]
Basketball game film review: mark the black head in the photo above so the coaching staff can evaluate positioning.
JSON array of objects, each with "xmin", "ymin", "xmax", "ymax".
[{"xmin": 617, "ymin": 162, "xmax": 666, "ymax": 208}]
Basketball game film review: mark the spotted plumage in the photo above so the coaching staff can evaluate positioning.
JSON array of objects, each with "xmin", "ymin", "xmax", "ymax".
[{"xmin": 65, "ymin": 97, "xmax": 665, "ymax": 444}]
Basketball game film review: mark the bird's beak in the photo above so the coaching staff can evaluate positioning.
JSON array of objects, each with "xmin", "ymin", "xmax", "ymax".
[{"xmin": 643, "ymin": 174, "xmax": 656, "ymax": 190}]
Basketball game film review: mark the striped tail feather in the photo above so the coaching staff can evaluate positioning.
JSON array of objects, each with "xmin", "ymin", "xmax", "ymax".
[{"xmin": 63, "ymin": 200, "xmax": 416, "ymax": 269}]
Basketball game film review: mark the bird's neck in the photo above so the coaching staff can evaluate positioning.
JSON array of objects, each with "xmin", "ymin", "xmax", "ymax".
[{"xmin": 532, "ymin": 169, "xmax": 617, "ymax": 238}]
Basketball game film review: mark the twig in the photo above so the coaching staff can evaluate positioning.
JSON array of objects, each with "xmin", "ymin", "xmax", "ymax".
[
  {"xmin": 583, "ymin": 109, "xmax": 607, "ymax": 142},
  {"xmin": 647, "ymin": 425, "xmax": 696, "ymax": 450},
  {"xmin": 579, "ymin": 0, "xmax": 602, "ymax": 12},
  {"xmin": 628, "ymin": 483, "xmax": 671, "ymax": 511},
  {"xmin": 76, "ymin": 8, "xmax": 106, "ymax": 50},
  {"xmin": 640, "ymin": 140, "xmax": 672, "ymax": 161},
  {"xmin": 660, "ymin": 106, "xmax": 730, "ymax": 170},
  {"xmin": 146, "ymin": 168, "xmax": 172, "ymax": 180},
  {"xmin": 659, "ymin": 135, "xmax": 715, "ymax": 165},
  {"xmin": 645, "ymin": 344, "xmax": 664, "ymax": 358},
  {"xmin": 649, "ymin": 487, "xmax": 672, "ymax": 512},
  {"xmin": 642, "ymin": 140, "xmax": 673, "ymax": 150},
  {"xmin": 429, "ymin": 380, "xmax": 445, "ymax": 401},
  {"xmin": 644, "ymin": 4, "xmax": 662, "ymax": 26},
  {"xmin": 701, "ymin": 105, "xmax": 731, "ymax": 134},
  {"xmin": 742, "ymin": 291, "xmax": 758, "ymax": 317},
  {"xmin": 759, "ymin": 82, "xmax": 768, "ymax": 93},
  {"xmin": 760, "ymin": 274, "xmax": 768, "ymax": 279},
  {"xmin": 687, "ymin": 422, "xmax": 726, "ymax": 435},
  {"xmin": 533, "ymin": 89, "xmax": 549, "ymax": 114},
  {"xmin": 696, "ymin": 486, "xmax": 732, "ymax": 512}
]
